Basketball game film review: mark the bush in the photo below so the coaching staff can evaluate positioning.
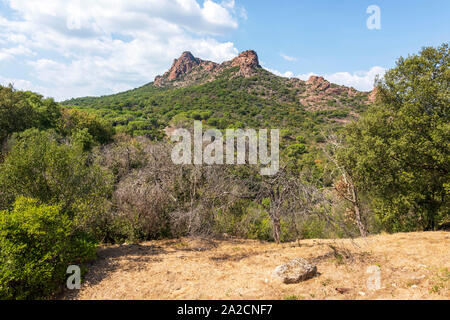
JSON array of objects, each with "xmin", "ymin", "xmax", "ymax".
[
  {"xmin": 0, "ymin": 85, "xmax": 61, "ymax": 145},
  {"xmin": 0, "ymin": 129, "xmax": 112, "ymax": 221},
  {"xmin": 0, "ymin": 197, "xmax": 96, "ymax": 299},
  {"xmin": 60, "ymin": 108, "xmax": 114, "ymax": 145}
]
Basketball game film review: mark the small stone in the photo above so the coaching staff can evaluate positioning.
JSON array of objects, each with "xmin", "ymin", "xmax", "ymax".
[
  {"xmin": 358, "ymin": 291, "xmax": 366, "ymax": 296},
  {"xmin": 335, "ymin": 287, "xmax": 351, "ymax": 294},
  {"xmin": 272, "ymin": 258, "xmax": 317, "ymax": 284}
]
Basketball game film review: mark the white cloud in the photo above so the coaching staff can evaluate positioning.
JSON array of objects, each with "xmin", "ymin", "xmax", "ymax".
[
  {"xmin": 264, "ymin": 66, "xmax": 386, "ymax": 91},
  {"xmin": 264, "ymin": 67, "xmax": 294, "ymax": 78},
  {"xmin": 0, "ymin": 0, "xmax": 243, "ymax": 100},
  {"xmin": 280, "ymin": 53, "xmax": 298, "ymax": 62},
  {"xmin": 0, "ymin": 45, "xmax": 35, "ymax": 61},
  {"xmin": 321, "ymin": 66, "xmax": 386, "ymax": 91}
]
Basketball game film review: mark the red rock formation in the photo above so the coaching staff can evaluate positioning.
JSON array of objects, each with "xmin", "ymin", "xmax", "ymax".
[
  {"xmin": 231, "ymin": 50, "xmax": 260, "ymax": 76},
  {"xmin": 368, "ymin": 87, "xmax": 379, "ymax": 103},
  {"xmin": 306, "ymin": 75, "xmax": 330, "ymax": 91},
  {"xmin": 167, "ymin": 51, "xmax": 200, "ymax": 81},
  {"xmin": 154, "ymin": 50, "xmax": 261, "ymax": 87},
  {"xmin": 347, "ymin": 87, "xmax": 358, "ymax": 97}
]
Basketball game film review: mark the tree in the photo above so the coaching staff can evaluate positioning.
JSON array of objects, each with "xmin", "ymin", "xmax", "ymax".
[
  {"xmin": 340, "ymin": 43, "xmax": 449, "ymax": 232},
  {"xmin": 323, "ymin": 134, "xmax": 368, "ymax": 237},
  {"xmin": 0, "ymin": 85, "xmax": 61, "ymax": 146},
  {"xmin": 59, "ymin": 108, "xmax": 114, "ymax": 145},
  {"xmin": 0, "ymin": 197, "xmax": 96, "ymax": 299},
  {"xmin": 0, "ymin": 129, "xmax": 112, "ymax": 227},
  {"xmin": 256, "ymin": 166, "xmax": 302, "ymax": 243}
]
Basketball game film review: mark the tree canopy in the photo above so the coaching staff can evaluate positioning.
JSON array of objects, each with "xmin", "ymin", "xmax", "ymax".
[{"xmin": 339, "ymin": 43, "xmax": 449, "ymax": 231}]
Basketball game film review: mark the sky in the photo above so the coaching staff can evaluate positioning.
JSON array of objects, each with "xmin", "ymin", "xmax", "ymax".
[{"xmin": 0, "ymin": 0, "xmax": 449, "ymax": 101}]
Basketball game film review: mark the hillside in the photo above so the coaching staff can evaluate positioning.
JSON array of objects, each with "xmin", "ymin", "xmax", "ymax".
[
  {"xmin": 62, "ymin": 50, "xmax": 373, "ymax": 143},
  {"xmin": 61, "ymin": 232, "xmax": 450, "ymax": 300}
]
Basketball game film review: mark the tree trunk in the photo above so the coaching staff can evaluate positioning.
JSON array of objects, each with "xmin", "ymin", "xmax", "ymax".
[
  {"xmin": 272, "ymin": 216, "xmax": 281, "ymax": 244},
  {"xmin": 350, "ymin": 182, "xmax": 367, "ymax": 237},
  {"xmin": 353, "ymin": 202, "xmax": 367, "ymax": 237}
]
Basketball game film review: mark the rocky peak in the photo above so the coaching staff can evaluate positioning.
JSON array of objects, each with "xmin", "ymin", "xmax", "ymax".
[
  {"xmin": 167, "ymin": 51, "xmax": 200, "ymax": 81},
  {"xmin": 154, "ymin": 50, "xmax": 262, "ymax": 87},
  {"xmin": 231, "ymin": 50, "xmax": 260, "ymax": 76},
  {"xmin": 231, "ymin": 50, "xmax": 260, "ymax": 69}
]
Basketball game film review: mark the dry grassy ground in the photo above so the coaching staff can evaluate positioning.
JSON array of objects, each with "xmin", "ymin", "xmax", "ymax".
[{"xmin": 61, "ymin": 232, "xmax": 449, "ymax": 300}]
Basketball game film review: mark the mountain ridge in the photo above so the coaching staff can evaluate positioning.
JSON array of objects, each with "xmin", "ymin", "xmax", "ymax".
[
  {"xmin": 153, "ymin": 50, "xmax": 262, "ymax": 88},
  {"xmin": 149, "ymin": 49, "xmax": 373, "ymax": 111},
  {"xmin": 62, "ymin": 49, "xmax": 374, "ymax": 142}
]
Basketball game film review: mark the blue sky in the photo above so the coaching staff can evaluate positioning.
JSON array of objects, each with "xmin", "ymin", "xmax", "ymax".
[{"xmin": 0, "ymin": 0, "xmax": 448, "ymax": 101}]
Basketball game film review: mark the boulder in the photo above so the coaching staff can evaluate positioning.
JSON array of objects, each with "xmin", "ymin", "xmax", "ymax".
[
  {"xmin": 306, "ymin": 75, "xmax": 330, "ymax": 91},
  {"xmin": 272, "ymin": 258, "xmax": 317, "ymax": 284}
]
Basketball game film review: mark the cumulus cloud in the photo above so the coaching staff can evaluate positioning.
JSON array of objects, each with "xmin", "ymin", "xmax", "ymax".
[
  {"xmin": 0, "ymin": 45, "xmax": 35, "ymax": 61},
  {"xmin": 280, "ymin": 53, "xmax": 297, "ymax": 62},
  {"xmin": 0, "ymin": 0, "xmax": 243, "ymax": 100},
  {"xmin": 322, "ymin": 67, "xmax": 386, "ymax": 91},
  {"xmin": 264, "ymin": 66, "xmax": 386, "ymax": 92}
]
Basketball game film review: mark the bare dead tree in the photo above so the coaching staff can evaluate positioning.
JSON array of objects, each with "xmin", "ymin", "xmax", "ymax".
[
  {"xmin": 322, "ymin": 133, "xmax": 368, "ymax": 237},
  {"xmin": 254, "ymin": 165, "xmax": 302, "ymax": 243}
]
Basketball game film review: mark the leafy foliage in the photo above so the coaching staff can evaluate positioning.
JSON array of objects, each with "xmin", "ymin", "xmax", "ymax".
[
  {"xmin": 0, "ymin": 197, "xmax": 96, "ymax": 300},
  {"xmin": 339, "ymin": 44, "xmax": 449, "ymax": 231},
  {"xmin": 0, "ymin": 129, "xmax": 112, "ymax": 218},
  {"xmin": 0, "ymin": 85, "xmax": 60, "ymax": 145}
]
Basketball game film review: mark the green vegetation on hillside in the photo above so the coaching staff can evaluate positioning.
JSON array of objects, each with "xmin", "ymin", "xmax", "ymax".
[
  {"xmin": 62, "ymin": 68, "xmax": 368, "ymax": 146},
  {"xmin": 0, "ymin": 43, "xmax": 448, "ymax": 299}
]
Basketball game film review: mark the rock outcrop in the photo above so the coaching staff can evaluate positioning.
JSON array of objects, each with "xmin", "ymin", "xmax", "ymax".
[
  {"xmin": 154, "ymin": 50, "xmax": 260, "ymax": 87},
  {"xmin": 167, "ymin": 51, "xmax": 201, "ymax": 81},
  {"xmin": 272, "ymin": 258, "xmax": 317, "ymax": 284},
  {"xmin": 152, "ymin": 50, "xmax": 372, "ymax": 115},
  {"xmin": 154, "ymin": 51, "xmax": 219, "ymax": 87},
  {"xmin": 306, "ymin": 75, "xmax": 330, "ymax": 91},
  {"xmin": 230, "ymin": 50, "xmax": 260, "ymax": 77},
  {"xmin": 368, "ymin": 87, "xmax": 379, "ymax": 103}
]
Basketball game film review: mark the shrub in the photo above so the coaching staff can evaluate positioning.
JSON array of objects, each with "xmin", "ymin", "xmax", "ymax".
[
  {"xmin": 0, "ymin": 85, "xmax": 61, "ymax": 145},
  {"xmin": 60, "ymin": 108, "xmax": 114, "ymax": 145},
  {"xmin": 0, "ymin": 197, "xmax": 96, "ymax": 299},
  {"xmin": 0, "ymin": 129, "xmax": 112, "ymax": 220}
]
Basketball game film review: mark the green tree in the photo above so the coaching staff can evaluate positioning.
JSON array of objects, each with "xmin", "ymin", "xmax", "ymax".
[
  {"xmin": 0, "ymin": 197, "xmax": 96, "ymax": 299},
  {"xmin": 340, "ymin": 43, "xmax": 449, "ymax": 232},
  {"xmin": 59, "ymin": 108, "xmax": 114, "ymax": 145},
  {"xmin": 0, "ymin": 85, "xmax": 61, "ymax": 146},
  {"xmin": 0, "ymin": 129, "xmax": 112, "ymax": 228}
]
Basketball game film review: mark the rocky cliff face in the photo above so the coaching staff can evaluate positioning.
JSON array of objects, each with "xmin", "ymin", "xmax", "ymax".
[
  {"xmin": 154, "ymin": 49, "xmax": 260, "ymax": 87},
  {"xmin": 167, "ymin": 51, "xmax": 201, "ymax": 81},
  {"xmin": 230, "ymin": 50, "xmax": 260, "ymax": 77},
  {"xmin": 306, "ymin": 75, "xmax": 331, "ymax": 91}
]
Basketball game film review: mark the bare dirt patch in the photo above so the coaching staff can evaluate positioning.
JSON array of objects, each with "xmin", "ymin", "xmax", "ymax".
[{"xmin": 60, "ymin": 232, "xmax": 450, "ymax": 300}]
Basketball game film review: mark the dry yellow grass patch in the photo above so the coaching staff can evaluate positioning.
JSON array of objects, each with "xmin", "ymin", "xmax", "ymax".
[{"xmin": 61, "ymin": 232, "xmax": 449, "ymax": 300}]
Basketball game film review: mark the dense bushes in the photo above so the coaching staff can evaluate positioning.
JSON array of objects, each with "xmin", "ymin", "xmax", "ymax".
[
  {"xmin": 0, "ymin": 197, "xmax": 96, "ymax": 299},
  {"xmin": 59, "ymin": 108, "xmax": 114, "ymax": 146},
  {"xmin": 0, "ymin": 129, "xmax": 112, "ymax": 220},
  {"xmin": 0, "ymin": 127, "xmax": 111, "ymax": 299},
  {"xmin": 0, "ymin": 85, "xmax": 60, "ymax": 146}
]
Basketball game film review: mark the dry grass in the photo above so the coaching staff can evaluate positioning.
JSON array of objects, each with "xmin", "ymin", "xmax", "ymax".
[{"xmin": 60, "ymin": 232, "xmax": 450, "ymax": 300}]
